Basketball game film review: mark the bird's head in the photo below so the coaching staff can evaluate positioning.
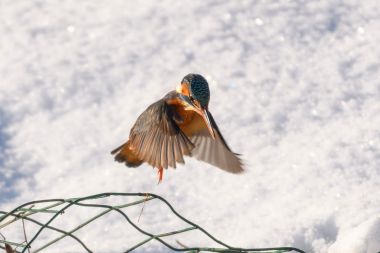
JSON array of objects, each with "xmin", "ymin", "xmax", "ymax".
[{"xmin": 176, "ymin": 73, "xmax": 215, "ymax": 139}]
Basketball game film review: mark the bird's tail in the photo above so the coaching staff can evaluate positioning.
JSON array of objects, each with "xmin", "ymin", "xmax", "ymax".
[{"xmin": 111, "ymin": 141, "xmax": 143, "ymax": 167}]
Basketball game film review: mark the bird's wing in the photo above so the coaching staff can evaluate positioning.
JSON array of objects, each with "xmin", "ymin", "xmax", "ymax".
[
  {"xmin": 186, "ymin": 112, "xmax": 244, "ymax": 173},
  {"xmin": 129, "ymin": 99, "xmax": 194, "ymax": 169}
]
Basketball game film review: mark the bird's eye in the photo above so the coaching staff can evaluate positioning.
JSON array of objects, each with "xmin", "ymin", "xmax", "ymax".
[{"xmin": 189, "ymin": 96, "xmax": 195, "ymax": 102}]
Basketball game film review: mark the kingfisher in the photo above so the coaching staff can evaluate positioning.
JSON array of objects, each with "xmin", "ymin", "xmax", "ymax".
[{"xmin": 111, "ymin": 73, "xmax": 243, "ymax": 183}]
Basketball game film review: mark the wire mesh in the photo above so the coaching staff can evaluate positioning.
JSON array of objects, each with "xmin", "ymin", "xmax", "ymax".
[{"xmin": 0, "ymin": 192, "xmax": 305, "ymax": 253}]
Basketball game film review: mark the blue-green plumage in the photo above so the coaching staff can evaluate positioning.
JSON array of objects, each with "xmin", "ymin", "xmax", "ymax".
[{"xmin": 181, "ymin": 73, "xmax": 210, "ymax": 108}]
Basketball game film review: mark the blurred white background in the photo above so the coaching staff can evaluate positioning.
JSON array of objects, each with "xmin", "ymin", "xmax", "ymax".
[{"xmin": 0, "ymin": 1, "xmax": 379, "ymax": 252}]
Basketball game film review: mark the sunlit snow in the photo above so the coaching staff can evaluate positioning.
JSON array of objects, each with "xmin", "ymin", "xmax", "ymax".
[{"xmin": 1, "ymin": 1, "xmax": 379, "ymax": 252}]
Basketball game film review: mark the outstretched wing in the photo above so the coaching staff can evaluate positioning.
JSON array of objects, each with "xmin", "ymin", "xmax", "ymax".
[
  {"xmin": 128, "ymin": 99, "xmax": 194, "ymax": 169},
  {"xmin": 183, "ymin": 112, "xmax": 244, "ymax": 173}
]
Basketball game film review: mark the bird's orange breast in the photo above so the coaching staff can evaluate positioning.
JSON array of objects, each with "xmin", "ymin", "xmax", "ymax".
[
  {"xmin": 166, "ymin": 96, "xmax": 208, "ymax": 136},
  {"xmin": 170, "ymin": 103, "xmax": 207, "ymax": 137}
]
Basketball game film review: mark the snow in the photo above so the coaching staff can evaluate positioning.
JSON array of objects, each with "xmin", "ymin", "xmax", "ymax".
[
  {"xmin": 329, "ymin": 216, "xmax": 380, "ymax": 253},
  {"xmin": 1, "ymin": 0, "xmax": 380, "ymax": 252}
]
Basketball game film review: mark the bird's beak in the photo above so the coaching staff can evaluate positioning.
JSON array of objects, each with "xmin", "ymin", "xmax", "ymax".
[
  {"xmin": 200, "ymin": 109, "xmax": 216, "ymax": 140},
  {"xmin": 179, "ymin": 94, "xmax": 216, "ymax": 140}
]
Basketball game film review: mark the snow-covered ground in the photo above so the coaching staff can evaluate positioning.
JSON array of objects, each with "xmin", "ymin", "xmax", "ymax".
[{"xmin": 1, "ymin": 0, "xmax": 380, "ymax": 252}]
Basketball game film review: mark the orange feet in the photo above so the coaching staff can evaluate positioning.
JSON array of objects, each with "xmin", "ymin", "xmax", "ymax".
[{"xmin": 157, "ymin": 167, "xmax": 164, "ymax": 184}]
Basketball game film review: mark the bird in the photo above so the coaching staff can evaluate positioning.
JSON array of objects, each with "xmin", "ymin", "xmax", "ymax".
[{"xmin": 111, "ymin": 73, "xmax": 243, "ymax": 183}]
